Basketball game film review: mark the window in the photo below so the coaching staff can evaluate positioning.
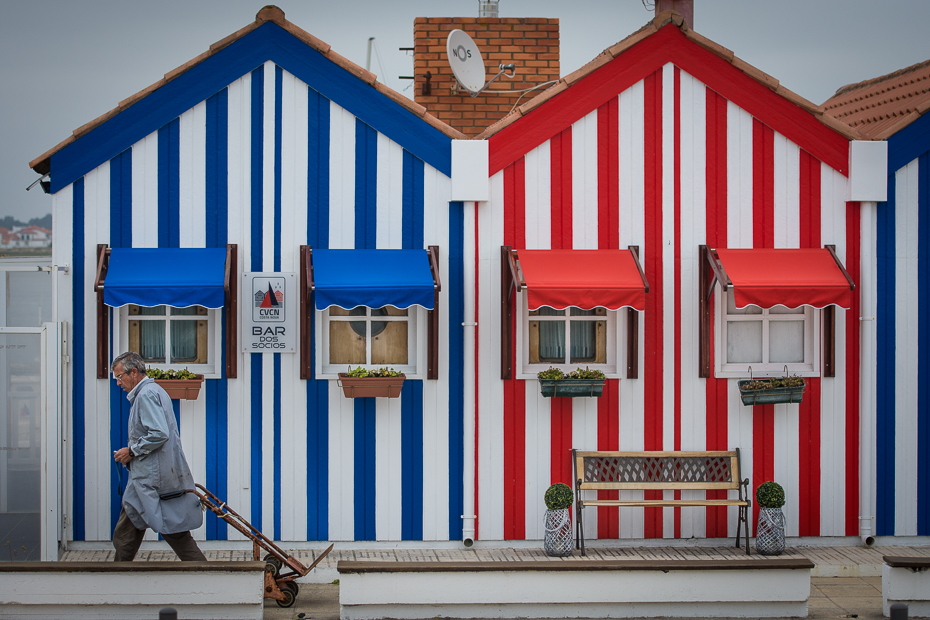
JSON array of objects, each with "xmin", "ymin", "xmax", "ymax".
[
  {"xmin": 715, "ymin": 287, "xmax": 817, "ymax": 378},
  {"xmin": 518, "ymin": 295, "xmax": 620, "ymax": 378},
  {"xmin": 318, "ymin": 305, "xmax": 423, "ymax": 377},
  {"xmin": 117, "ymin": 305, "xmax": 221, "ymax": 376}
]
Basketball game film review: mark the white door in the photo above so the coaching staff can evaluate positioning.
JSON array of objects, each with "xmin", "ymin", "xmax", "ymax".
[{"xmin": 0, "ymin": 260, "xmax": 64, "ymax": 561}]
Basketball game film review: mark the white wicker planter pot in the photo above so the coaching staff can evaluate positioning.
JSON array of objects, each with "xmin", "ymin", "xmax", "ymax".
[
  {"xmin": 544, "ymin": 508, "xmax": 573, "ymax": 557},
  {"xmin": 756, "ymin": 507, "xmax": 786, "ymax": 555}
]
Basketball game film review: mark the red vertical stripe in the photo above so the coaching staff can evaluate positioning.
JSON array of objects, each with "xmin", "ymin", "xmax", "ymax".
[
  {"xmin": 705, "ymin": 89, "xmax": 730, "ymax": 538},
  {"xmin": 550, "ymin": 128, "xmax": 573, "ymax": 250},
  {"xmin": 673, "ymin": 67, "xmax": 683, "ymax": 538},
  {"xmin": 597, "ymin": 98, "xmax": 621, "ymax": 539},
  {"xmin": 502, "ymin": 160, "xmax": 526, "ymax": 541},
  {"xmin": 643, "ymin": 69, "xmax": 664, "ymax": 538},
  {"xmin": 751, "ymin": 119, "xmax": 776, "ymax": 533},
  {"xmin": 845, "ymin": 201, "xmax": 861, "ymax": 535},
  {"xmin": 550, "ymin": 398, "xmax": 573, "ymax": 485},
  {"xmin": 798, "ymin": 150, "xmax": 822, "ymax": 536},
  {"xmin": 598, "ymin": 98, "xmax": 620, "ymax": 250},
  {"xmin": 597, "ymin": 380, "xmax": 620, "ymax": 538}
]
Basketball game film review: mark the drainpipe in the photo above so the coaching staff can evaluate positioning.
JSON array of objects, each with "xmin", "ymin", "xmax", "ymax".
[
  {"xmin": 859, "ymin": 201, "xmax": 877, "ymax": 546},
  {"xmin": 461, "ymin": 200, "xmax": 478, "ymax": 546}
]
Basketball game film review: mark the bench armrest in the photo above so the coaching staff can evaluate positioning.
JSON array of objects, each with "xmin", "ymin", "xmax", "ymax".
[{"xmin": 740, "ymin": 477, "xmax": 751, "ymax": 505}]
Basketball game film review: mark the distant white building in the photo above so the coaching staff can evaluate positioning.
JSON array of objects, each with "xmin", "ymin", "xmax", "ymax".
[{"xmin": 0, "ymin": 225, "xmax": 52, "ymax": 249}]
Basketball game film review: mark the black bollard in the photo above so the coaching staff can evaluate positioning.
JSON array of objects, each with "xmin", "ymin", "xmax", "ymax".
[
  {"xmin": 890, "ymin": 602, "xmax": 908, "ymax": 620},
  {"xmin": 159, "ymin": 607, "xmax": 178, "ymax": 620}
]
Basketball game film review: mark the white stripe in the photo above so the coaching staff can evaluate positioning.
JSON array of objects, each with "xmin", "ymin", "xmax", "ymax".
[
  {"xmin": 524, "ymin": 141, "xmax": 551, "ymax": 249},
  {"xmin": 727, "ymin": 103, "xmax": 753, "ymax": 248},
  {"xmin": 225, "ymin": 73, "xmax": 251, "ymax": 536},
  {"xmin": 179, "ymin": 101, "xmax": 207, "ymax": 248},
  {"xmin": 132, "ymin": 132, "xmax": 159, "ymax": 248},
  {"xmin": 329, "ymin": 102, "xmax": 356, "ymax": 249},
  {"xmin": 618, "ymin": 83, "xmax": 645, "ymax": 540},
  {"xmin": 678, "ymin": 71, "xmax": 707, "ymax": 538},
  {"xmin": 279, "ymin": 69, "xmax": 309, "ymax": 540},
  {"xmin": 262, "ymin": 61, "xmax": 276, "ymax": 270},
  {"xmin": 375, "ymin": 398, "xmax": 403, "ymax": 540},
  {"xmin": 572, "ymin": 109, "xmax": 599, "ymax": 250},
  {"xmin": 328, "ymin": 384, "xmax": 355, "ymax": 540},
  {"xmin": 376, "ymin": 134, "xmax": 404, "ymax": 249},
  {"xmin": 523, "ymin": 389, "xmax": 550, "ymax": 540},
  {"xmin": 895, "ymin": 160, "xmax": 920, "ymax": 536},
  {"xmin": 477, "ymin": 171, "xmax": 506, "ymax": 540}
]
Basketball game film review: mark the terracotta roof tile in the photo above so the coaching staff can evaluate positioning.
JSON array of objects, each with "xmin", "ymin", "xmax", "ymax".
[
  {"xmin": 823, "ymin": 58, "xmax": 930, "ymax": 139},
  {"xmin": 30, "ymin": 5, "xmax": 459, "ymax": 175}
]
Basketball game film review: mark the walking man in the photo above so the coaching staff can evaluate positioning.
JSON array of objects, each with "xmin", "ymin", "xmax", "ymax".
[{"xmin": 111, "ymin": 351, "xmax": 206, "ymax": 561}]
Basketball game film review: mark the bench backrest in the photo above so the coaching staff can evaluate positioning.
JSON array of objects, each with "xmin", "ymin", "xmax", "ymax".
[{"xmin": 573, "ymin": 450, "xmax": 743, "ymax": 492}]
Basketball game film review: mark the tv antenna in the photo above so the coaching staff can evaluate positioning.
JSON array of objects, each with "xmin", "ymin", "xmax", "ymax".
[{"xmin": 446, "ymin": 29, "xmax": 515, "ymax": 97}]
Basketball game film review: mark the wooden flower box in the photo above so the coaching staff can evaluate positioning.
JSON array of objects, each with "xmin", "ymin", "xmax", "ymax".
[
  {"xmin": 337, "ymin": 373, "xmax": 405, "ymax": 399},
  {"xmin": 737, "ymin": 378, "xmax": 806, "ymax": 406},
  {"xmin": 155, "ymin": 375, "xmax": 205, "ymax": 400},
  {"xmin": 539, "ymin": 378, "xmax": 606, "ymax": 398}
]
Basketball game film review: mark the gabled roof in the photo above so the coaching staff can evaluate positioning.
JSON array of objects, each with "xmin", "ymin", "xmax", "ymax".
[
  {"xmin": 479, "ymin": 11, "xmax": 861, "ymax": 177},
  {"xmin": 31, "ymin": 6, "xmax": 464, "ymax": 192},
  {"xmin": 823, "ymin": 59, "xmax": 930, "ymax": 141}
]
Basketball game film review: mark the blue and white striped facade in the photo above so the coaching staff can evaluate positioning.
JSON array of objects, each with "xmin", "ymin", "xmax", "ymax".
[
  {"xmin": 875, "ymin": 111, "xmax": 930, "ymax": 537},
  {"xmin": 50, "ymin": 23, "xmax": 465, "ymax": 544}
]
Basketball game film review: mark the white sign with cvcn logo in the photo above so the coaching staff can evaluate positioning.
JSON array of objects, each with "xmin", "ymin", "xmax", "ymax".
[{"xmin": 242, "ymin": 272, "xmax": 297, "ymax": 353}]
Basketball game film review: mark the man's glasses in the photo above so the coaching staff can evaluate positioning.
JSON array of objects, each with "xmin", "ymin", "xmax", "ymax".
[{"xmin": 114, "ymin": 370, "xmax": 131, "ymax": 381}]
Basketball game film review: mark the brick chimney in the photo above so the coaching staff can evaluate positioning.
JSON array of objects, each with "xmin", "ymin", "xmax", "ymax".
[
  {"xmin": 413, "ymin": 16, "xmax": 559, "ymax": 136},
  {"xmin": 655, "ymin": 0, "xmax": 693, "ymax": 28}
]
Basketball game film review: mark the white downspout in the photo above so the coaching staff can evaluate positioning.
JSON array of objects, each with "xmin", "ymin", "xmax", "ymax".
[
  {"xmin": 859, "ymin": 200, "xmax": 877, "ymax": 546},
  {"xmin": 461, "ymin": 200, "xmax": 477, "ymax": 546}
]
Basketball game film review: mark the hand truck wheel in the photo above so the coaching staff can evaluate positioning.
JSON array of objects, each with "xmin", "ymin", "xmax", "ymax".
[
  {"xmin": 263, "ymin": 553, "xmax": 282, "ymax": 577},
  {"xmin": 275, "ymin": 584, "xmax": 297, "ymax": 608}
]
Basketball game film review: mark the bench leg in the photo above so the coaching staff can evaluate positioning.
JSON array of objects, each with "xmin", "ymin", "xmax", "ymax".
[
  {"xmin": 577, "ymin": 503, "xmax": 586, "ymax": 557},
  {"xmin": 736, "ymin": 505, "xmax": 751, "ymax": 556}
]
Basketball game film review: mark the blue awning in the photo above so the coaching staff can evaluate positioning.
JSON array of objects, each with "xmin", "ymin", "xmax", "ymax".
[
  {"xmin": 103, "ymin": 248, "xmax": 228, "ymax": 308},
  {"xmin": 313, "ymin": 249, "xmax": 435, "ymax": 310}
]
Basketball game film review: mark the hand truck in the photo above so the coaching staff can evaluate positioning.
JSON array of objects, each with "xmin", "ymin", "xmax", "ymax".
[{"xmin": 187, "ymin": 484, "xmax": 334, "ymax": 608}]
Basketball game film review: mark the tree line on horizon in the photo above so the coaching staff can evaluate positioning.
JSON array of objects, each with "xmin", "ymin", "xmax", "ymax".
[{"xmin": 0, "ymin": 214, "xmax": 52, "ymax": 230}]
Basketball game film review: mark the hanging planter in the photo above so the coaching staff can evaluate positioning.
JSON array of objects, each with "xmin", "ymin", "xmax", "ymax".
[
  {"xmin": 738, "ymin": 366, "xmax": 805, "ymax": 406},
  {"xmin": 337, "ymin": 366, "xmax": 405, "ymax": 399},
  {"xmin": 146, "ymin": 369, "xmax": 205, "ymax": 401},
  {"xmin": 537, "ymin": 367, "xmax": 606, "ymax": 398}
]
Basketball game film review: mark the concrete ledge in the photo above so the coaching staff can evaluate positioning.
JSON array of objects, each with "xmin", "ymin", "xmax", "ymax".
[
  {"xmin": 883, "ymin": 556, "xmax": 930, "ymax": 617},
  {"xmin": 0, "ymin": 561, "xmax": 265, "ymax": 619},
  {"xmin": 338, "ymin": 558, "xmax": 814, "ymax": 619}
]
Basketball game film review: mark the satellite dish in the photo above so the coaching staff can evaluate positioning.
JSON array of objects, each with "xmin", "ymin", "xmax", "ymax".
[{"xmin": 447, "ymin": 29, "xmax": 486, "ymax": 95}]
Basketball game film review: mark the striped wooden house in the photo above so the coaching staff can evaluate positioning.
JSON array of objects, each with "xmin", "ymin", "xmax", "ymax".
[
  {"xmin": 31, "ymin": 7, "xmax": 468, "ymax": 546},
  {"xmin": 468, "ymin": 11, "xmax": 892, "ymax": 545},
  {"xmin": 825, "ymin": 59, "xmax": 930, "ymax": 539}
]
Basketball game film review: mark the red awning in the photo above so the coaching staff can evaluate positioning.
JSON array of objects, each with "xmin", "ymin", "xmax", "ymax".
[
  {"xmin": 714, "ymin": 248, "xmax": 854, "ymax": 309},
  {"xmin": 515, "ymin": 249, "xmax": 648, "ymax": 311}
]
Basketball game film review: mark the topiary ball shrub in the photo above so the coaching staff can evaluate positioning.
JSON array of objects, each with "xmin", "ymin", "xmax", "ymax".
[
  {"xmin": 544, "ymin": 483, "xmax": 574, "ymax": 510},
  {"xmin": 756, "ymin": 481, "xmax": 786, "ymax": 508}
]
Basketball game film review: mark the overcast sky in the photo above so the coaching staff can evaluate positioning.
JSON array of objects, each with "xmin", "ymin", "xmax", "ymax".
[{"xmin": 2, "ymin": 0, "xmax": 928, "ymax": 222}]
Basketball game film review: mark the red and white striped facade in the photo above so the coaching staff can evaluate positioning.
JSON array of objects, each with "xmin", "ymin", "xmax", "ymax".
[{"xmin": 473, "ymin": 56, "xmax": 862, "ymax": 542}]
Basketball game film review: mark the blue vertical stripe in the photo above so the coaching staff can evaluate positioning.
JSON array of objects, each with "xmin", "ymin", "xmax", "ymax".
[
  {"xmin": 157, "ymin": 119, "xmax": 180, "ymax": 248},
  {"xmin": 306, "ymin": 88, "xmax": 330, "ymax": 540},
  {"xmin": 205, "ymin": 88, "xmax": 229, "ymax": 540},
  {"xmin": 249, "ymin": 64, "xmax": 264, "ymax": 532},
  {"xmin": 110, "ymin": 150, "xmax": 132, "ymax": 248},
  {"xmin": 354, "ymin": 399, "xmax": 377, "ymax": 540},
  {"xmin": 919, "ymin": 153, "xmax": 930, "ymax": 536},
  {"xmin": 205, "ymin": 89, "xmax": 228, "ymax": 250},
  {"xmin": 72, "ymin": 178, "xmax": 86, "ymax": 540},
  {"xmin": 354, "ymin": 120, "xmax": 377, "ymax": 249},
  {"xmin": 272, "ymin": 65, "xmax": 284, "ymax": 541},
  {"xmin": 448, "ymin": 201, "xmax": 465, "ymax": 540},
  {"xmin": 353, "ymin": 118, "xmax": 378, "ymax": 542},
  {"xmin": 402, "ymin": 151, "xmax": 424, "ymax": 250},
  {"xmin": 876, "ymin": 174, "xmax": 896, "ymax": 535},
  {"xmin": 250, "ymin": 353, "xmax": 263, "ymax": 533},
  {"xmin": 109, "ymin": 148, "xmax": 133, "ymax": 530},
  {"xmin": 401, "ymin": 381, "xmax": 424, "ymax": 540},
  {"xmin": 251, "ymin": 66, "xmax": 264, "ymax": 272}
]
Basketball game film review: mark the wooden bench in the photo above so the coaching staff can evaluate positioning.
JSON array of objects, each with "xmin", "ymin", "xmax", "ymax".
[{"xmin": 573, "ymin": 449, "xmax": 751, "ymax": 555}]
